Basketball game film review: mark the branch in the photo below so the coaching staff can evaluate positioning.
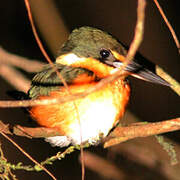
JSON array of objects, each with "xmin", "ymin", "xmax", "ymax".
[
  {"xmin": 1, "ymin": 117, "xmax": 180, "ymax": 148},
  {"xmin": 0, "ymin": 47, "xmax": 44, "ymax": 73},
  {"xmin": 153, "ymin": 0, "xmax": 180, "ymax": 53},
  {"xmin": 13, "ymin": 125, "xmax": 61, "ymax": 138},
  {"xmin": 0, "ymin": 47, "xmax": 44, "ymax": 93},
  {"xmin": 104, "ymin": 118, "xmax": 180, "ymax": 148},
  {"xmin": 123, "ymin": 0, "xmax": 146, "ymax": 66},
  {"xmin": 0, "ymin": 71, "xmax": 129, "ymax": 108},
  {"xmin": 0, "ymin": 64, "xmax": 30, "ymax": 92},
  {"xmin": 156, "ymin": 66, "xmax": 180, "ymax": 96}
]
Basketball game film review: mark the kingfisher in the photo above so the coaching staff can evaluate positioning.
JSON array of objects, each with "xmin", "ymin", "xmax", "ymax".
[{"xmin": 28, "ymin": 26, "xmax": 169, "ymax": 147}]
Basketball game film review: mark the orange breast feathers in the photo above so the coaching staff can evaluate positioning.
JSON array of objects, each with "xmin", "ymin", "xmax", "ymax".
[{"xmin": 29, "ymin": 79, "xmax": 130, "ymax": 138}]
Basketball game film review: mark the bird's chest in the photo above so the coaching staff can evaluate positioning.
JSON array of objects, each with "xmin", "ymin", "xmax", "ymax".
[{"xmin": 30, "ymin": 79, "xmax": 130, "ymax": 145}]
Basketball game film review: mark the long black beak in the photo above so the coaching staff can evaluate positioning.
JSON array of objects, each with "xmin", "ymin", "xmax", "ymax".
[{"xmin": 112, "ymin": 60, "xmax": 170, "ymax": 86}]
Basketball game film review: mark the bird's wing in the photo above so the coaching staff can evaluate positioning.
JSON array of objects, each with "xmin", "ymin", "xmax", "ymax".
[{"xmin": 28, "ymin": 63, "xmax": 94, "ymax": 99}]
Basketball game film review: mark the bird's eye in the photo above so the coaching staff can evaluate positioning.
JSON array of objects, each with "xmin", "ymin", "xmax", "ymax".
[{"xmin": 100, "ymin": 49, "xmax": 110, "ymax": 59}]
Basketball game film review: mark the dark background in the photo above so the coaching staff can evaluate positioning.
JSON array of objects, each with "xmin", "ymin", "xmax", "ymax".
[{"xmin": 0, "ymin": 0, "xmax": 179, "ymax": 179}]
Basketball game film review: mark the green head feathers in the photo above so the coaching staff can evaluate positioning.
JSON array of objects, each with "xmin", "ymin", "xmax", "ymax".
[{"xmin": 58, "ymin": 26, "xmax": 127, "ymax": 58}]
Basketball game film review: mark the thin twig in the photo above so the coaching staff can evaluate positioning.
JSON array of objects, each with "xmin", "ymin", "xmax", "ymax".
[
  {"xmin": 24, "ymin": 0, "xmax": 70, "ymax": 91},
  {"xmin": 0, "ymin": 131, "xmax": 57, "ymax": 180},
  {"xmin": 24, "ymin": 0, "xmax": 53, "ymax": 66},
  {"xmin": 0, "ymin": 72, "xmax": 128, "ymax": 108},
  {"xmin": 153, "ymin": 0, "xmax": 180, "ymax": 53},
  {"xmin": 123, "ymin": 0, "xmax": 146, "ymax": 67},
  {"xmin": 28, "ymin": 0, "xmax": 69, "ymax": 55},
  {"xmin": 24, "ymin": 1, "xmax": 85, "ymax": 179},
  {"xmin": 40, "ymin": 146, "xmax": 75, "ymax": 166}
]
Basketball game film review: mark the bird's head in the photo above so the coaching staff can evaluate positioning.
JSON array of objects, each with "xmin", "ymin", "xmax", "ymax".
[{"xmin": 56, "ymin": 26, "xmax": 170, "ymax": 86}]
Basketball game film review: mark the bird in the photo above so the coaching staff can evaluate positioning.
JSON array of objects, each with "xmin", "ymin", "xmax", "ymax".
[{"xmin": 28, "ymin": 26, "xmax": 170, "ymax": 147}]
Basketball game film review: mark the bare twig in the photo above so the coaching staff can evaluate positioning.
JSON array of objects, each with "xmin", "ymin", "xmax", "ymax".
[
  {"xmin": 13, "ymin": 125, "xmax": 61, "ymax": 138},
  {"xmin": 24, "ymin": 2, "xmax": 85, "ymax": 179},
  {"xmin": 153, "ymin": 0, "xmax": 180, "ymax": 53},
  {"xmin": 24, "ymin": 0, "xmax": 54, "ymax": 66},
  {"xmin": 104, "ymin": 118, "xmax": 180, "ymax": 148},
  {"xmin": 0, "ymin": 72, "xmax": 128, "ymax": 108},
  {"xmin": 0, "ymin": 64, "xmax": 30, "ymax": 92},
  {"xmin": 123, "ymin": 0, "xmax": 146, "ymax": 67},
  {"xmin": 0, "ymin": 47, "xmax": 44, "ymax": 72},
  {"xmin": 156, "ymin": 66, "xmax": 180, "ymax": 96},
  {"xmin": 1, "ymin": 117, "xmax": 180, "ymax": 149}
]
